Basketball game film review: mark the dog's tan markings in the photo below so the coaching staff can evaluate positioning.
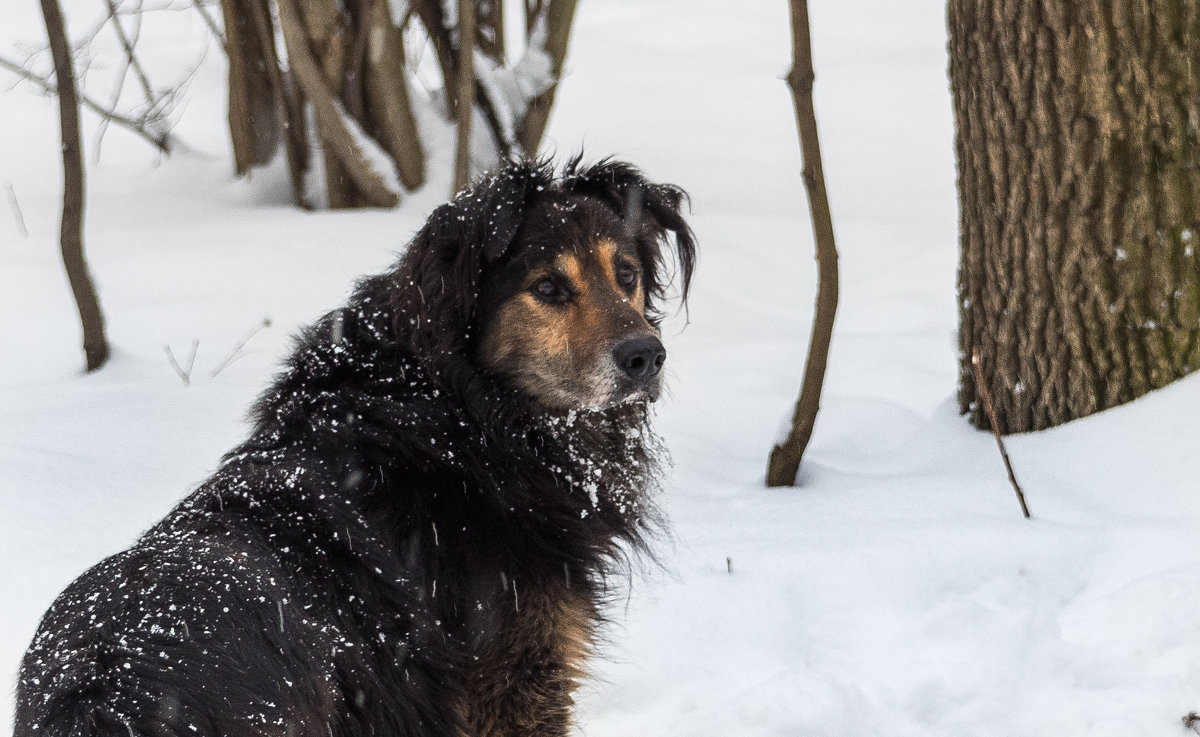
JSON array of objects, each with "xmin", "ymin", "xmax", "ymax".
[
  {"xmin": 557, "ymin": 251, "xmax": 585, "ymax": 292},
  {"xmin": 462, "ymin": 582, "xmax": 596, "ymax": 737},
  {"xmin": 552, "ymin": 589, "xmax": 597, "ymax": 685},
  {"xmin": 595, "ymin": 240, "xmax": 621, "ymax": 296},
  {"xmin": 594, "ymin": 239, "xmax": 645, "ymax": 312},
  {"xmin": 477, "ymin": 237, "xmax": 659, "ymax": 409}
]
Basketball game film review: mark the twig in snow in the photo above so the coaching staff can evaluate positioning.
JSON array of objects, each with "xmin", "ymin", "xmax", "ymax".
[
  {"xmin": 210, "ymin": 318, "xmax": 271, "ymax": 377},
  {"xmin": 1184, "ymin": 712, "xmax": 1200, "ymax": 735},
  {"xmin": 164, "ymin": 338, "xmax": 198, "ymax": 386},
  {"xmin": 972, "ymin": 349, "xmax": 1032, "ymax": 519},
  {"xmin": 726, "ymin": 556, "xmax": 733, "ymax": 574},
  {"xmin": 6, "ymin": 183, "xmax": 28, "ymax": 237}
]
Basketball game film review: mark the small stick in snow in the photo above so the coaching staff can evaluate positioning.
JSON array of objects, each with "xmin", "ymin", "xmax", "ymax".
[
  {"xmin": 972, "ymin": 349, "xmax": 1032, "ymax": 519},
  {"xmin": 726, "ymin": 556, "xmax": 733, "ymax": 575},
  {"xmin": 184, "ymin": 337, "xmax": 198, "ymax": 377},
  {"xmin": 6, "ymin": 183, "xmax": 28, "ymax": 237},
  {"xmin": 164, "ymin": 342, "xmax": 196, "ymax": 386},
  {"xmin": 210, "ymin": 318, "xmax": 271, "ymax": 377}
]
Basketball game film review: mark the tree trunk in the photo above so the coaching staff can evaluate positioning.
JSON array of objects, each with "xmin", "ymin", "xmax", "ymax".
[
  {"xmin": 766, "ymin": 0, "xmax": 840, "ymax": 487},
  {"xmin": 453, "ymin": 0, "xmax": 476, "ymax": 192},
  {"xmin": 950, "ymin": 0, "xmax": 1200, "ymax": 434},
  {"xmin": 40, "ymin": 0, "xmax": 109, "ymax": 372},
  {"xmin": 516, "ymin": 0, "xmax": 576, "ymax": 155},
  {"xmin": 278, "ymin": 0, "xmax": 399, "ymax": 208},
  {"xmin": 476, "ymin": 0, "xmax": 504, "ymax": 64},
  {"xmin": 221, "ymin": 0, "xmax": 278, "ymax": 173},
  {"xmin": 364, "ymin": 0, "xmax": 425, "ymax": 191},
  {"xmin": 218, "ymin": 0, "xmax": 578, "ymax": 206}
]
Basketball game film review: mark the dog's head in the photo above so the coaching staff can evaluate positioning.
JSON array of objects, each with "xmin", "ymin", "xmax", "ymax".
[{"xmin": 391, "ymin": 157, "xmax": 695, "ymax": 412}]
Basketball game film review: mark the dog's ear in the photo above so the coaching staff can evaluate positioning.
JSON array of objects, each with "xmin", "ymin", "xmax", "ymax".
[
  {"xmin": 562, "ymin": 158, "xmax": 696, "ymax": 317},
  {"xmin": 389, "ymin": 161, "xmax": 543, "ymax": 360}
]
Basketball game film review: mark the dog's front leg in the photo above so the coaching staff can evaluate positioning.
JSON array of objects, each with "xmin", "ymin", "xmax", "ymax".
[{"xmin": 462, "ymin": 580, "xmax": 596, "ymax": 737}]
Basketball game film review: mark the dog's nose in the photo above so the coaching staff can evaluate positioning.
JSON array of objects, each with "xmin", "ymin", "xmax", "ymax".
[{"xmin": 613, "ymin": 336, "xmax": 666, "ymax": 380}]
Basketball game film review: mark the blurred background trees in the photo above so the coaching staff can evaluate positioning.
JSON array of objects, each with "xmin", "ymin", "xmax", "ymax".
[{"xmin": 221, "ymin": 0, "xmax": 578, "ymax": 208}]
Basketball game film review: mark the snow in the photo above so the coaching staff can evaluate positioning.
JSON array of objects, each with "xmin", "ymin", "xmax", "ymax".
[
  {"xmin": 3, "ymin": 1, "xmax": 1200, "ymax": 736},
  {"xmin": 334, "ymin": 98, "xmax": 403, "ymax": 197},
  {"xmin": 472, "ymin": 18, "xmax": 555, "ymax": 151}
]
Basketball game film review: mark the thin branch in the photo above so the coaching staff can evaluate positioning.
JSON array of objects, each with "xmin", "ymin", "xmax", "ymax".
[
  {"xmin": 474, "ymin": 76, "xmax": 514, "ymax": 156},
  {"xmin": 210, "ymin": 318, "xmax": 270, "ymax": 377},
  {"xmin": 116, "ymin": 0, "xmax": 219, "ymax": 12},
  {"xmin": 102, "ymin": 0, "xmax": 156, "ymax": 104},
  {"xmin": 766, "ymin": 0, "xmax": 839, "ymax": 487},
  {"xmin": 0, "ymin": 54, "xmax": 172, "ymax": 152},
  {"xmin": 972, "ymin": 350, "xmax": 1032, "ymax": 519},
  {"xmin": 191, "ymin": 0, "xmax": 226, "ymax": 49},
  {"xmin": 94, "ymin": 9, "xmax": 133, "ymax": 158}
]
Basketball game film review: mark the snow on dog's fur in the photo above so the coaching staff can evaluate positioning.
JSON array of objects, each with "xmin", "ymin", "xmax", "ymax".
[{"xmin": 14, "ymin": 157, "xmax": 695, "ymax": 737}]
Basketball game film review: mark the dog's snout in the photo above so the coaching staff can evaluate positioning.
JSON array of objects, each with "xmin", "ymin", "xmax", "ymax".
[{"xmin": 614, "ymin": 335, "xmax": 666, "ymax": 380}]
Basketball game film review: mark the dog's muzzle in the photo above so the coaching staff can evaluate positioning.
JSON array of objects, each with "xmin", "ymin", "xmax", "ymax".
[{"xmin": 612, "ymin": 335, "xmax": 666, "ymax": 401}]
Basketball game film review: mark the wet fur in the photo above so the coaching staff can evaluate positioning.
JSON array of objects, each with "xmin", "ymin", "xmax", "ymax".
[{"xmin": 14, "ymin": 158, "xmax": 695, "ymax": 737}]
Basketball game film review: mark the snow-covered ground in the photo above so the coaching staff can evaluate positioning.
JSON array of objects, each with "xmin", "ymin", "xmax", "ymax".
[{"xmin": 4, "ymin": 2, "xmax": 1200, "ymax": 736}]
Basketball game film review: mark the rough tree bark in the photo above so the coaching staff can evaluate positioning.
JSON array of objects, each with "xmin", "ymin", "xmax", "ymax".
[
  {"xmin": 950, "ymin": 0, "xmax": 1200, "ymax": 434},
  {"xmin": 40, "ymin": 0, "xmax": 109, "ymax": 372},
  {"xmin": 766, "ymin": 0, "xmax": 840, "ymax": 487}
]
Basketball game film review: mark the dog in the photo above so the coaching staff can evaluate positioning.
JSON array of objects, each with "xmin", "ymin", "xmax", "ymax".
[{"xmin": 14, "ymin": 157, "xmax": 695, "ymax": 737}]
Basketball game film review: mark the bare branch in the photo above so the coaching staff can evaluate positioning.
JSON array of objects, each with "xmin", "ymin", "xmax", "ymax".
[
  {"xmin": 191, "ymin": 0, "xmax": 226, "ymax": 48},
  {"xmin": 766, "ymin": 0, "xmax": 839, "ymax": 487},
  {"xmin": 102, "ymin": 0, "xmax": 156, "ymax": 104},
  {"xmin": 0, "ymin": 54, "xmax": 172, "ymax": 152}
]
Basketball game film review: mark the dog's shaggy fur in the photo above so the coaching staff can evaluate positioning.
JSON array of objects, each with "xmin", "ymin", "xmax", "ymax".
[{"xmin": 14, "ymin": 158, "xmax": 695, "ymax": 737}]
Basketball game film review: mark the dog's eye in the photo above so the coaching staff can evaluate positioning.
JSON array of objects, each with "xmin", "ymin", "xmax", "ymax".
[
  {"xmin": 532, "ymin": 278, "xmax": 569, "ymax": 304},
  {"xmin": 616, "ymin": 263, "xmax": 639, "ymax": 290}
]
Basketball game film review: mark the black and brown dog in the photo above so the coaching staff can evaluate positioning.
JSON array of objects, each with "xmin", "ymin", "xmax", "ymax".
[{"xmin": 14, "ymin": 157, "xmax": 695, "ymax": 737}]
